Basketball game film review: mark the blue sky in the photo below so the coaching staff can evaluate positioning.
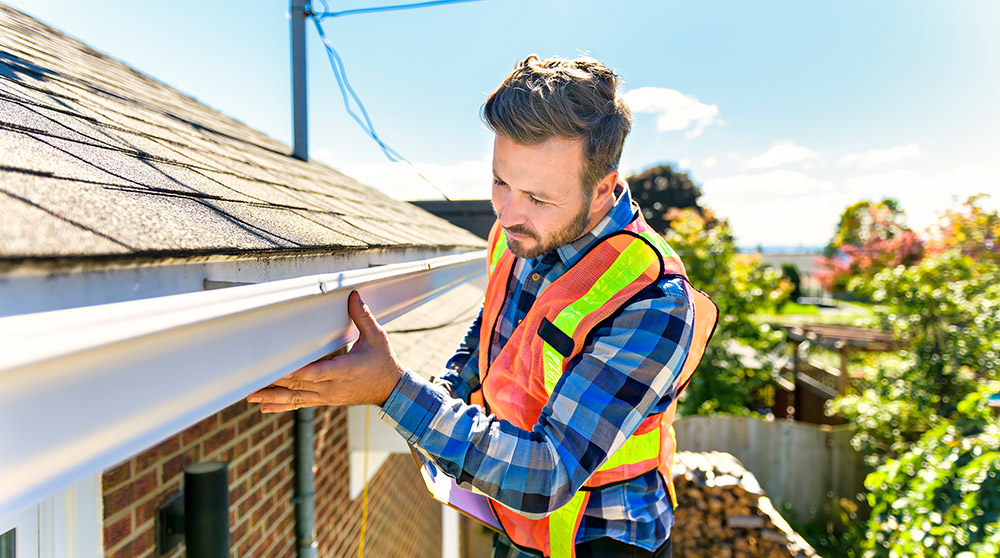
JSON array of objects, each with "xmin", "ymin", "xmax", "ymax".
[{"xmin": 9, "ymin": 0, "xmax": 999, "ymax": 247}]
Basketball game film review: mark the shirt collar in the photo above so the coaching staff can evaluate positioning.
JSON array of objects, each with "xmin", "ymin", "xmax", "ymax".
[{"xmin": 531, "ymin": 181, "xmax": 636, "ymax": 269}]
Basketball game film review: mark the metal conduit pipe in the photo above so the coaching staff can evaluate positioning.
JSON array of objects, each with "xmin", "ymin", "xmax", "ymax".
[{"xmin": 294, "ymin": 407, "xmax": 318, "ymax": 558}]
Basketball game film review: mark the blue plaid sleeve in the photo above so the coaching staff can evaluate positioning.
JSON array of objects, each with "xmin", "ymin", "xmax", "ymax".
[
  {"xmin": 434, "ymin": 307, "xmax": 482, "ymax": 402},
  {"xmin": 380, "ymin": 277, "xmax": 694, "ymax": 517}
]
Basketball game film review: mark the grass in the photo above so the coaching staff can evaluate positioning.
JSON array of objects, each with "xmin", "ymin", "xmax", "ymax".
[{"xmin": 753, "ymin": 300, "xmax": 876, "ymax": 327}]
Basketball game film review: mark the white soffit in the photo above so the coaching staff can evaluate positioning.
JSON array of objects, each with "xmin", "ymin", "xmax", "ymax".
[{"xmin": 0, "ymin": 250, "xmax": 486, "ymax": 520}]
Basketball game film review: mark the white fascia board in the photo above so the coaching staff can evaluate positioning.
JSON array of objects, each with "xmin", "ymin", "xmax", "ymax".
[
  {"xmin": 0, "ymin": 250, "xmax": 485, "ymax": 520},
  {"xmin": 0, "ymin": 246, "xmax": 469, "ymax": 318}
]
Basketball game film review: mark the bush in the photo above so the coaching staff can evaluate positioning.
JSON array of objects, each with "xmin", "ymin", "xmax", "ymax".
[
  {"xmin": 830, "ymin": 249, "xmax": 1000, "ymax": 464},
  {"xmin": 663, "ymin": 209, "xmax": 790, "ymax": 415},
  {"xmin": 862, "ymin": 385, "xmax": 1000, "ymax": 558}
]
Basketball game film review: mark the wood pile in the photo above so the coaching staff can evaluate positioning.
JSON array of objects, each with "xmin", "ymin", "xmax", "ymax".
[{"xmin": 671, "ymin": 451, "xmax": 819, "ymax": 558}]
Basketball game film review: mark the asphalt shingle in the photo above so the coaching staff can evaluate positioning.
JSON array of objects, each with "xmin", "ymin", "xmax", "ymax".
[{"xmin": 0, "ymin": 3, "xmax": 485, "ymax": 264}]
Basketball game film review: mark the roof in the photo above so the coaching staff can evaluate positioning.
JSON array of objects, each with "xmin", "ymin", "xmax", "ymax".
[{"xmin": 0, "ymin": 3, "xmax": 484, "ymax": 266}]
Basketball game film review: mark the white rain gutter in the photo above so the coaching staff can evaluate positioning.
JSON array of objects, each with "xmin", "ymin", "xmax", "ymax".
[{"xmin": 0, "ymin": 249, "xmax": 485, "ymax": 521}]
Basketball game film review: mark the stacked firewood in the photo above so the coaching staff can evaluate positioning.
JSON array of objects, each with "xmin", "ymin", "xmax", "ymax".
[{"xmin": 671, "ymin": 452, "xmax": 819, "ymax": 558}]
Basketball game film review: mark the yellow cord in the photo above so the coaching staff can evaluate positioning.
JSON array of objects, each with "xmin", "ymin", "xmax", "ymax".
[{"xmin": 357, "ymin": 406, "xmax": 370, "ymax": 558}]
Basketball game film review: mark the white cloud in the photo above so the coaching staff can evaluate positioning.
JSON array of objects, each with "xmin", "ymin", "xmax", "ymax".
[
  {"xmin": 678, "ymin": 157, "xmax": 691, "ymax": 169},
  {"xmin": 701, "ymin": 170, "xmax": 842, "ymax": 246},
  {"xmin": 740, "ymin": 141, "xmax": 819, "ymax": 170},
  {"xmin": 838, "ymin": 144, "xmax": 921, "ymax": 169},
  {"xmin": 313, "ymin": 149, "xmax": 492, "ymax": 200},
  {"xmin": 702, "ymin": 157, "xmax": 718, "ymax": 168},
  {"xmin": 622, "ymin": 87, "xmax": 721, "ymax": 138},
  {"xmin": 696, "ymin": 164, "xmax": 1000, "ymax": 247},
  {"xmin": 843, "ymin": 164, "xmax": 999, "ymax": 235}
]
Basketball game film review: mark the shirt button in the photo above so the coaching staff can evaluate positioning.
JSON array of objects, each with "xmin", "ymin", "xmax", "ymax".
[{"xmin": 531, "ymin": 273, "xmax": 541, "ymax": 281}]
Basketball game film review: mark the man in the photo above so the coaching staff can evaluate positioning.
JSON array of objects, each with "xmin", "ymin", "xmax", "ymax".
[{"xmin": 249, "ymin": 55, "xmax": 716, "ymax": 558}]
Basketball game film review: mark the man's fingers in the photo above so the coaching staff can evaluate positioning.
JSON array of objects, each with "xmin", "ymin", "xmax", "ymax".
[
  {"xmin": 287, "ymin": 354, "xmax": 359, "ymax": 382},
  {"xmin": 347, "ymin": 291, "xmax": 384, "ymax": 340},
  {"xmin": 247, "ymin": 386, "xmax": 323, "ymax": 410}
]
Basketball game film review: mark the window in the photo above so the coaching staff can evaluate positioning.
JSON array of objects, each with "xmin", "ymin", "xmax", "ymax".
[{"xmin": 0, "ymin": 529, "xmax": 14, "ymax": 558}]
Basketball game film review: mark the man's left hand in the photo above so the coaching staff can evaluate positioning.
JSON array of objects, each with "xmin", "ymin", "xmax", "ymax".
[{"xmin": 246, "ymin": 290, "xmax": 405, "ymax": 412}]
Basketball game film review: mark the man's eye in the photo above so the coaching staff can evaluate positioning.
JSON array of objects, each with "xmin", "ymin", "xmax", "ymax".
[
  {"xmin": 493, "ymin": 178, "xmax": 508, "ymax": 188},
  {"xmin": 529, "ymin": 196, "xmax": 547, "ymax": 206}
]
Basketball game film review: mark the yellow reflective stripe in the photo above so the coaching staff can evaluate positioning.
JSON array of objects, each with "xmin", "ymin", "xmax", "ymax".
[
  {"xmin": 542, "ymin": 341, "xmax": 564, "ymax": 396},
  {"xmin": 549, "ymin": 490, "xmax": 587, "ymax": 558},
  {"xmin": 597, "ymin": 427, "xmax": 660, "ymax": 472},
  {"xmin": 640, "ymin": 231, "xmax": 677, "ymax": 260},
  {"xmin": 543, "ymin": 239, "xmax": 655, "ymax": 394},
  {"xmin": 489, "ymin": 230, "xmax": 508, "ymax": 275},
  {"xmin": 667, "ymin": 424, "xmax": 678, "ymax": 509}
]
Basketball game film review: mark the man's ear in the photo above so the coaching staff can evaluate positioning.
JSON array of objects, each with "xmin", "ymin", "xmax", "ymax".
[{"xmin": 591, "ymin": 170, "xmax": 618, "ymax": 212}]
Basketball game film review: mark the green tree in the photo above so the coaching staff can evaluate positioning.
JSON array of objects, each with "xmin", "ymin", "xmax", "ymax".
[
  {"xmin": 816, "ymin": 198, "xmax": 924, "ymax": 294},
  {"xmin": 626, "ymin": 164, "xmax": 703, "ymax": 234},
  {"xmin": 862, "ymin": 384, "xmax": 1000, "ymax": 558},
  {"xmin": 928, "ymin": 194, "xmax": 1000, "ymax": 264},
  {"xmin": 664, "ymin": 209, "xmax": 790, "ymax": 415},
  {"xmin": 828, "ymin": 196, "xmax": 1000, "ymax": 557},
  {"xmin": 830, "ymin": 250, "xmax": 1000, "ymax": 462}
]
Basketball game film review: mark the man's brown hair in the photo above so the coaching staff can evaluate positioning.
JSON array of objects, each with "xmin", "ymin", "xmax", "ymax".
[{"xmin": 482, "ymin": 55, "xmax": 632, "ymax": 197}]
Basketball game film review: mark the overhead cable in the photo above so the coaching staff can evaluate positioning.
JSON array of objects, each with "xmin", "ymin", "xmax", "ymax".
[
  {"xmin": 306, "ymin": 3, "xmax": 491, "ymax": 201},
  {"xmin": 314, "ymin": 0, "xmax": 483, "ymax": 20}
]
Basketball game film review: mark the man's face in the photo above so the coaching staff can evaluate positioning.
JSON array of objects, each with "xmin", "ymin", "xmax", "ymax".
[{"xmin": 491, "ymin": 135, "xmax": 594, "ymax": 259}]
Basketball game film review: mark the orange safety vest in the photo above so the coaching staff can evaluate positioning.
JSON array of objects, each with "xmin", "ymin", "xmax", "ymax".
[{"xmin": 469, "ymin": 212, "xmax": 717, "ymax": 558}]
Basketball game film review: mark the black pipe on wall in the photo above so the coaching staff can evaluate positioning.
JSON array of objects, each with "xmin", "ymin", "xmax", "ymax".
[{"xmin": 184, "ymin": 461, "xmax": 230, "ymax": 558}]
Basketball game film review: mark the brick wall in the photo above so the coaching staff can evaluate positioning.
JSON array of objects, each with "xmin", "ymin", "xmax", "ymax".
[
  {"xmin": 102, "ymin": 401, "xmax": 443, "ymax": 558},
  {"xmin": 314, "ymin": 406, "xmax": 443, "ymax": 558},
  {"xmin": 102, "ymin": 400, "xmax": 296, "ymax": 558}
]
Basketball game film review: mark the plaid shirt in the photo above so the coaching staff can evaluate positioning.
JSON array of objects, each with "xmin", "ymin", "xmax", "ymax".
[{"xmin": 380, "ymin": 185, "xmax": 694, "ymax": 555}]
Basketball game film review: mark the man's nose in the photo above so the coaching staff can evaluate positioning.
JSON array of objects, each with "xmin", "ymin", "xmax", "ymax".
[{"xmin": 497, "ymin": 194, "xmax": 526, "ymax": 228}]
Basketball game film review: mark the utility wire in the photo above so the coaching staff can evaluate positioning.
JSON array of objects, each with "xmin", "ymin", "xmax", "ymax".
[
  {"xmin": 315, "ymin": 0, "xmax": 483, "ymax": 20},
  {"xmin": 307, "ymin": 4, "xmax": 479, "ymax": 201}
]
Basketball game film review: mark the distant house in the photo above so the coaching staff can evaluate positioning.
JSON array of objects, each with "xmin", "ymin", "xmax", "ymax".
[{"xmin": 0, "ymin": 3, "xmax": 485, "ymax": 557}]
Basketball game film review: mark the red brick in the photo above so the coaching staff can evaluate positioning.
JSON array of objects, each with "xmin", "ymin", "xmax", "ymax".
[
  {"xmin": 204, "ymin": 426, "xmax": 236, "ymax": 456},
  {"xmin": 134, "ymin": 483, "xmax": 178, "ymax": 525},
  {"xmin": 104, "ymin": 515, "xmax": 132, "ymax": 548},
  {"xmin": 103, "ymin": 461, "xmax": 132, "ymax": 490},
  {"xmin": 231, "ymin": 519, "xmax": 249, "ymax": 547},
  {"xmin": 163, "ymin": 447, "xmax": 199, "ymax": 482},
  {"xmin": 131, "ymin": 524, "xmax": 155, "ymax": 555},
  {"xmin": 220, "ymin": 400, "xmax": 248, "ymax": 423},
  {"xmin": 264, "ymin": 433, "xmax": 286, "ymax": 454},
  {"xmin": 238, "ymin": 526, "xmax": 263, "ymax": 557},
  {"xmin": 250, "ymin": 422, "xmax": 275, "ymax": 446},
  {"xmin": 180, "ymin": 414, "xmax": 219, "ymax": 446},
  {"xmin": 133, "ymin": 469, "xmax": 158, "ymax": 501},
  {"xmin": 265, "ymin": 505, "xmax": 285, "ymax": 528},
  {"xmin": 247, "ymin": 448, "xmax": 263, "ymax": 468},
  {"xmin": 238, "ymin": 412, "xmax": 263, "ymax": 434},
  {"xmin": 231, "ymin": 438, "xmax": 249, "ymax": 457},
  {"xmin": 103, "ymin": 483, "xmax": 133, "ymax": 518},
  {"xmin": 136, "ymin": 436, "xmax": 181, "ymax": 472},
  {"xmin": 108, "ymin": 542, "xmax": 134, "ymax": 558},
  {"xmin": 265, "ymin": 469, "xmax": 286, "ymax": 494},
  {"xmin": 230, "ymin": 479, "xmax": 249, "ymax": 503}
]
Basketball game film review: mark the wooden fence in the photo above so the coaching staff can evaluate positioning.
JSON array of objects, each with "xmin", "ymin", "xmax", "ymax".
[{"xmin": 674, "ymin": 415, "xmax": 870, "ymax": 524}]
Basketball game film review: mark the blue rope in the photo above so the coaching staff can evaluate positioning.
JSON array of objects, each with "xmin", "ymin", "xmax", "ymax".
[
  {"xmin": 315, "ymin": 0, "xmax": 483, "ymax": 20},
  {"xmin": 309, "ymin": 14, "xmax": 452, "ymax": 199}
]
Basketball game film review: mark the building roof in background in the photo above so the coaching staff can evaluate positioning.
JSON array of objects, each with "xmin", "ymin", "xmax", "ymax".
[
  {"xmin": 386, "ymin": 273, "xmax": 485, "ymax": 378},
  {"xmin": 0, "ymin": 3, "xmax": 483, "ymax": 265}
]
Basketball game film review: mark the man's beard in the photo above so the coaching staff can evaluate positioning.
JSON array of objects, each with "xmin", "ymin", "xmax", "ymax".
[{"xmin": 504, "ymin": 201, "xmax": 591, "ymax": 259}]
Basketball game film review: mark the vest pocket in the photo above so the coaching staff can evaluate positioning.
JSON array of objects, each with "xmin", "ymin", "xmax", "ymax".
[{"xmin": 538, "ymin": 317, "xmax": 574, "ymax": 358}]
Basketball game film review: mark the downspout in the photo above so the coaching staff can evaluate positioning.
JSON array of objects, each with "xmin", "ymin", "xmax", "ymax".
[
  {"xmin": 295, "ymin": 407, "xmax": 318, "ymax": 558},
  {"xmin": 290, "ymin": 0, "xmax": 315, "ymax": 549},
  {"xmin": 294, "ymin": 345, "xmax": 345, "ymax": 557}
]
